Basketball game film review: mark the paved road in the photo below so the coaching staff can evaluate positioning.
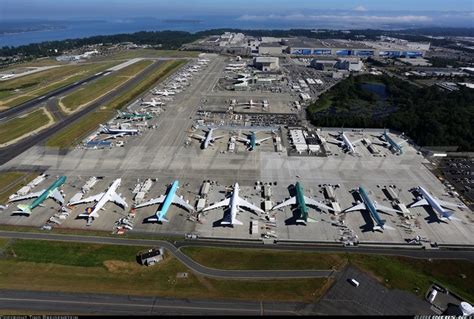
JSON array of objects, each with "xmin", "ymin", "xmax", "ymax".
[
  {"xmin": 0, "ymin": 289, "xmax": 315, "ymax": 315},
  {"xmin": 0, "ymin": 61, "xmax": 165, "ymax": 165},
  {"xmin": 0, "ymin": 231, "xmax": 335, "ymax": 279},
  {"xmin": 0, "ymin": 71, "xmax": 107, "ymax": 121}
]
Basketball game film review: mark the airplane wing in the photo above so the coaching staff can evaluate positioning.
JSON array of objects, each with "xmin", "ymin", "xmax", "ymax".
[
  {"xmin": 172, "ymin": 195, "xmax": 195, "ymax": 212},
  {"xmin": 344, "ymin": 202, "xmax": 367, "ymax": 212},
  {"xmin": 110, "ymin": 192, "xmax": 128, "ymax": 208},
  {"xmin": 373, "ymin": 202, "xmax": 400, "ymax": 215},
  {"xmin": 135, "ymin": 195, "xmax": 166, "ymax": 209},
  {"xmin": 202, "ymin": 198, "xmax": 230, "ymax": 212},
  {"xmin": 48, "ymin": 189, "xmax": 65, "ymax": 205},
  {"xmin": 235, "ymin": 136, "xmax": 250, "ymax": 144},
  {"xmin": 272, "ymin": 197, "xmax": 296, "ymax": 210},
  {"xmin": 437, "ymin": 199, "xmax": 464, "ymax": 210},
  {"xmin": 8, "ymin": 190, "xmax": 45, "ymax": 203},
  {"xmin": 409, "ymin": 198, "xmax": 429, "ymax": 208},
  {"xmin": 255, "ymin": 137, "xmax": 272, "ymax": 145},
  {"xmin": 190, "ymin": 134, "xmax": 206, "ymax": 141},
  {"xmin": 69, "ymin": 193, "xmax": 104, "ymax": 206},
  {"xmin": 212, "ymin": 135, "xmax": 226, "ymax": 141},
  {"xmin": 304, "ymin": 196, "xmax": 334, "ymax": 211},
  {"xmin": 351, "ymin": 139, "xmax": 364, "ymax": 146},
  {"xmin": 327, "ymin": 139, "xmax": 342, "ymax": 146},
  {"xmin": 236, "ymin": 196, "xmax": 264, "ymax": 214},
  {"xmin": 102, "ymin": 133, "xmax": 126, "ymax": 141}
]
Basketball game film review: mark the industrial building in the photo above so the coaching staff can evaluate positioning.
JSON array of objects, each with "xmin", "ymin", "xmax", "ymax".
[
  {"xmin": 253, "ymin": 57, "xmax": 280, "ymax": 71},
  {"xmin": 258, "ymin": 43, "xmax": 284, "ymax": 55},
  {"xmin": 311, "ymin": 57, "xmax": 363, "ymax": 72}
]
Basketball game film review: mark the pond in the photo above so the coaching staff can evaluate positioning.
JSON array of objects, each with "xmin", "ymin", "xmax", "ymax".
[{"xmin": 360, "ymin": 82, "xmax": 388, "ymax": 99}]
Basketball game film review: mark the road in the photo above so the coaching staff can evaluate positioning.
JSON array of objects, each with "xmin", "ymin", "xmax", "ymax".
[
  {"xmin": 0, "ymin": 230, "xmax": 335, "ymax": 279},
  {"xmin": 0, "ymin": 289, "xmax": 315, "ymax": 315},
  {"xmin": 0, "ymin": 60, "xmax": 165, "ymax": 165}
]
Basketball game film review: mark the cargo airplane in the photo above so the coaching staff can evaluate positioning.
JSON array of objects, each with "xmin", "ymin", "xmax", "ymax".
[
  {"xmin": 8, "ymin": 176, "xmax": 66, "ymax": 215},
  {"xmin": 133, "ymin": 180, "xmax": 195, "ymax": 223},
  {"xmin": 271, "ymin": 182, "xmax": 334, "ymax": 224},
  {"xmin": 202, "ymin": 183, "xmax": 264, "ymax": 226},
  {"xmin": 409, "ymin": 186, "xmax": 466, "ymax": 222},
  {"xmin": 190, "ymin": 127, "xmax": 225, "ymax": 149},
  {"xmin": 68, "ymin": 178, "xmax": 128, "ymax": 224},
  {"xmin": 344, "ymin": 186, "xmax": 401, "ymax": 232}
]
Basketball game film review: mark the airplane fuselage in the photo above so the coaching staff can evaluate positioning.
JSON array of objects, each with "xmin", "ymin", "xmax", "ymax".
[
  {"xmin": 249, "ymin": 132, "xmax": 257, "ymax": 150},
  {"xmin": 156, "ymin": 180, "xmax": 179, "ymax": 221},
  {"xmin": 342, "ymin": 133, "xmax": 356, "ymax": 154},
  {"xmin": 358, "ymin": 186, "xmax": 386, "ymax": 229},
  {"xmin": 383, "ymin": 132, "xmax": 403, "ymax": 154},
  {"xmin": 88, "ymin": 178, "xmax": 121, "ymax": 218},
  {"xmin": 295, "ymin": 182, "xmax": 309, "ymax": 222},
  {"xmin": 28, "ymin": 176, "xmax": 66, "ymax": 211},
  {"xmin": 203, "ymin": 129, "xmax": 215, "ymax": 149},
  {"xmin": 229, "ymin": 183, "xmax": 241, "ymax": 220},
  {"xmin": 417, "ymin": 186, "xmax": 449, "ymax": 217}
]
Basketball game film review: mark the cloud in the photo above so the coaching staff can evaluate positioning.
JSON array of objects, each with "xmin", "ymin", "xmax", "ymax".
[
  {"xmin": 354, "ymin": 5, "xmax": 368, "ymax": 12},
  {"xmin": 237, "ymin": 14, "xmax": 433, "ymax": 24}
]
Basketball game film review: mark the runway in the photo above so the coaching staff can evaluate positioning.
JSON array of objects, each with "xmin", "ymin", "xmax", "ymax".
[
  {"xmin": 0, "ymin": 289, "xmax": 313, "ymax": 315},
  {"xmin": 0, "ymin": 60, "xmax": 166, "ymax": 165}
]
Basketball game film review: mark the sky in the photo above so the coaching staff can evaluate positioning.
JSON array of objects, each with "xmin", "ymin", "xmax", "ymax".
[{"xmin": 1, "ymin": 0, "xmax": 473, "ymax": 27}]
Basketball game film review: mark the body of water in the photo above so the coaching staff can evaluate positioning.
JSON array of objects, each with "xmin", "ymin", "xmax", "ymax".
[{"xmin": 360, "ymin": 83, "xmax": 388, "ymax": 99}]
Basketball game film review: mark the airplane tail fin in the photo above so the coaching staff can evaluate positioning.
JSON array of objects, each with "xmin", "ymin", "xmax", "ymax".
[{"xmin": 15, "ymin": 204, "xmax": 31, "ymax": 216}]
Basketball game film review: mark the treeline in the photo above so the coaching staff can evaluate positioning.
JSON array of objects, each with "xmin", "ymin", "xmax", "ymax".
[
  {"xmin": 307, "ymin": 75, "xmax": 474, "ymax": 151},
  {"xmin": 0, "ymin": 30, "xmax": 201, "ymax": 58}
]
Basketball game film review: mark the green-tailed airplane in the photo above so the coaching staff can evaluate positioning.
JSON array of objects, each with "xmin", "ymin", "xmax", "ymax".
[
  {"xmin": 271, "ymin": 182, "xmax": 334, "ymax": 223},
  {"xmin": 8, "ymin": 176, "xmax": 66, "ymax": 215},
  {"xmin": 116, "ymin": 110, "xmax": 153, "ymax": 120}
]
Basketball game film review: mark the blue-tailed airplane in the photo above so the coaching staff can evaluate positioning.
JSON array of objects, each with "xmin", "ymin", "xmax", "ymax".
[
  {"xmin": 8, "ymin": 176, "xmax": 66, "ymax": 215},
  {"xmin": 271, "ymin": 182, "xmax": 334, "ymax": 224},
  {"xmin": 134, "ymin": 180, "xmax": 195, "ymax": 223},
  {"xmin": 409, "ymin": 186, "xmax": 466, "ymax": 222},
  {"xmin": 374, "ymin": 129, "xmax": 406, "ymax": 155},
  {"xmin": 344, "ymin": 186, "xmax": 401, "ymax": 232},
  {"xmin": 235, "ymin": 131, "xmax": 273, "ymax": 151}
]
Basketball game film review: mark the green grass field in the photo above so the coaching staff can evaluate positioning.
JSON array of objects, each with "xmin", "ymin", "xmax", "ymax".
[
  {"xmin": 60, "ymin": 60, "xmax": 153, "ymax": 112},
  {"xmin": 181, "ymin": 246, "xmax": 474, "ymax": 303},
  {"xmin": 0, "ymin": 172, "xmax": 38, "ymax": 204},
  {"xmin": 0, "ymin": 108, "xmax": 52, "ymax": 145},
  {"xmin": 0, "ymin": 239, "xmax": 331, "ymax": 302},
  {"xmin": 181, "ymin": 246, "xmax": 346, "ymax": 270},
  {"xmin": 47, "ymin": 59, "xmax": 186, "ymax": 148},
  {"xmin": 0, "ymin": 61, "xmax": 119, "ymax": 108}
]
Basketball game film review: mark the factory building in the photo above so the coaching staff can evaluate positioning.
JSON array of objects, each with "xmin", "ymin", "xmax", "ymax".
[
  {"xmin": 253, "ymin": 57, "xmax": 280, "ymax": 71},
  {"xmin": 311, "ymin": 58, "xmax": 363, "ymax": 72},
  {"xmin": 258, "ymin": 43, "xmax": 284, "ymax": 55}
]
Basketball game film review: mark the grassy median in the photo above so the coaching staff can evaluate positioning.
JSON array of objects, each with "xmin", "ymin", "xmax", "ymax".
[
  {"xmin": 0, "ymin": 108, "xmax": 53, "ymax": 145},
  {"xmin": 46, "ymin": 59, "xmax": 186, "ymax": 148},
  {"xmin": 60, "ymin": 60, "xmax": 153, "ymax": 112},
  {"xmin": 0, "ymin": 239, "xmax": 331, "ymax": 302},
  {"xmin": 0, "ymin": 61, "xmax": 119, "ymax": 108}
]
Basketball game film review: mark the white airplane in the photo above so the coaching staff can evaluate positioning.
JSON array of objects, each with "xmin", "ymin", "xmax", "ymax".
[
  {"xmin": 236, "ymin": 100, "xmax": 259, "ymax": 108},
  {"xmin": 235, "ymin": 131, "xmax": 273, "ymax": 151},
  {"xmin": 68, "ymin": 178, "xmax": 128, "ymax": 223},
  {"xmin": 329, "ymin": 130, "xmax": 363, "ymax": 155},
  {"xmin": 409, "ymin": 186, "xmax": 466, "ymax": 222},
  {"xmin": 202, "ymin": 183, "xmax": 264, "ymax": 226},
  {"xmin": 100, "ymin": 125, "xmax": 139, "ymax": 140},
  {"xmin": 153, "ymin": 89, "xmax": 175, "ymax": 96},
  {"xmin": 141, "ymin": 98, "xmax": 164, "ymax": 108},
  {"xmin": 190, "ymin": 128, "xmax": 225, "ymax": 149}
]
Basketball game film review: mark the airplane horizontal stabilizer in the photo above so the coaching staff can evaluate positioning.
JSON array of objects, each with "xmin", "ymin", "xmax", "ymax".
[
  {"xmin": 144, "ymin": 216, "xmax": 159, "ymax": 223},
  {"xmin": 14, "ymin": 204, "xmax": 31, "ymax": 216},
  {"xmin": 409, "ymin": 198, "xmax": 428, "ymax": 208},
  {"xmin": 307, "ymin": 217, "xmax": 318, "ymax": 223}
]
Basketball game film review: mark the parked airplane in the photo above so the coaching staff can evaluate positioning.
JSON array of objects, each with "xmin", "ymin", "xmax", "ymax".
[
  {"xmin": 202, "ymin": 183, "xmax": 263, "ymax": 226},
  {"xmin": 237, "ymin": 99, "xmax": 259, "ymax": 108},
  {"xmin": 235, "ymin": 131, "xmax": 273, "ymax": 151},
  {"xmin": 329, "ymin": 130, "xmax": 364, "ymax": 155},
  {"xmin": 153, "ymin": 89, "xmax": 175, "ymax": 96},
  {"xmin": 141, "ymin": 98, "xmax": 164, "ymax": 108},
  {"xmin": 116, "ymin": 111, "xmax": 152, "ymax": 120},
  {"xmin": 374, "ymin": 129, "xmax": 406, "ymax": 155},
  {"xmin": 409, "ymin": 186, "xmax": 465, "ymax": 222},
  {"xmin": 68, "ymin": 178, "xmax": 127, "ymax": 223},
  {"xmin": 344, "ymin": 186, "xmax": 400, "ymax": 231},
  {"xmin": 100, "ymin": 125, "xmax": 139, "ymax": 140},
  {"xmin": 271, "ymin": 182, "xmax": 334, "ymax": 224},
  {"xmin": 190, "ymin": 128, "xmax": 225, "ymax": 149},
  {"xmin": 134, "ymin": 180, "xmax": 195, "ymax": 223},
  {"xmin": 8, "ymin": 176, "xmax": 66, "ymax": 215}
]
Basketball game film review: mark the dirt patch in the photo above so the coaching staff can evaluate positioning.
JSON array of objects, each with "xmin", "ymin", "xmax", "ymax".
[{"xmin": 103, "ymin": 260, "xmax": 142, "ymax": 274}]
